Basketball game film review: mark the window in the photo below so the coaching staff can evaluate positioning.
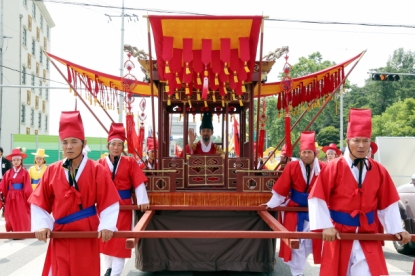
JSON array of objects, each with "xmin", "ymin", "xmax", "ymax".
[
  {"xmin": 30, "ymin": 109, "xmax": 34, "ymax": 126},
  {"xmin": 26, "ymin": 90, "xmax": 31, "ymax": 105},
  {"xmin": 31, "ymin": 74, "xmax": 35, "ymax": 87},
  {"xmin": 32, "ymin": 38, "xmax": 35, "ymax": 55},
  {"xmin": 39, "ymin": 48, "xmax": 43, "ymax": 64},
  {"xmin": 26, "ymin": 127, "xmax": 30, "ymax": 135},
  {"xmin": 35, "ymin": 96, "xmax": 39, "ymax": 109},
  {"xmin": 36, "ymin": 27, "xmax": 40, "ymax": 42},
  {"xmin": 40, "ymin": 16, "xmax": 43, "ymax": 30},
  {"xmin": 32, "ymin": 2, "xmax": 36, "ymax": 19},
  {"xmin": 27, "ymin": 53, "xmax": 31, "ymax": 69},
  {"xmin": 28, "ymin": 15, "xmax": 32, "ymax": 31},
  {"xmin": 45, "ymin": 88, "xmax": 49, "ymax": 100},
  {"xmin": 38, "ymin": 112, "xmax": 42, "ymax": 129},
  {"xmin": 46, "ymin": 25, "xmax": 49, "ymax": 38},
  {"xmin": 43, "ymin": 37, "xmax": 47, "ymax": 51},
  {"xmin": 22, "ymin": 66, "xmax": 26, "ymax": 84},
  {"xmin": 21, "ymin": 104, "xmax": 26, "ymax": 123},
  {"xmin": 46, "ymin": 59, "xmax": 49, "ymax": 70},
  {"xmin": 36, "ymin": 62, "xmax": 39, "ymax": 76},
  {"xmin": 39, "ymin": 81, "xmax": 42, "ymax": 96},
  {"xmin": 23, "ymin": 0, "xmax": 27, "ymax": 7},
  {"xmin": 43, "ymin": 69, "xmax": 46, "ymax": 82},
  {"xmin": 45, "ymin": 115, "xmax": 48, "ymax": 131},
  {"xmin": 42, "ymin": 100, "xmax": 46, "ymax": 113},
  {"xmin": 22, "ymin": 28, "xmax": 27, "ymax": 46}
]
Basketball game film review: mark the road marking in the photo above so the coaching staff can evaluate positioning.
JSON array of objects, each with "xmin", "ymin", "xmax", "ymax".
[
  {"xmin": 0, "ymin": 239, "xmax": 40, "ymax": 259},
  {"xmin": 8, "ymin": 252, "xmax": 47, "ymax": 276}
]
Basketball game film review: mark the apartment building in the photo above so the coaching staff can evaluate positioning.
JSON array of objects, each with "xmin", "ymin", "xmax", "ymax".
[{"xmin": 0, "ymin": 0, "xmax": 54, "ymax": 152}]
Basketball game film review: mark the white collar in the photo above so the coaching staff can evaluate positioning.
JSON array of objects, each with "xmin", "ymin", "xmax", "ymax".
[
  {"xmin": 201, "ymin": 140, "xmax": 212, "ymax": 152},
  {"xmin": 105, "ymin": 155, "xmax": 122, "ymax": 174},
  {"xmin": 343, "ymin": 147, "xmax": 368, "ymax": 184},
  {"xmin": 13, "ymin": 166, "xmax": 22, "ymax": 179},
  {"xmin": 299, "ymin": 158, "xmax": 320, "ymax": 184},
  {"xmin": 63, "ymin": 155, "xmax": 88, "ymax": 183}
]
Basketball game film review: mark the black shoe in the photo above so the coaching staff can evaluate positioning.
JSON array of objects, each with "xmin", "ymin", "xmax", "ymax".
[{"xmin": 104, "ymin": 268, "xmax": 112, "ymax": 276}]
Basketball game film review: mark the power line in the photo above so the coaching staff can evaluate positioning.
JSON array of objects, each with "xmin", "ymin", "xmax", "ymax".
[
  {"xmin": 37, "ymin": 0, "xmax": 415, "ymax": 29},
  {"xmin": 0, "ymin": 64, "xmax": 68, "ymax": 86}
]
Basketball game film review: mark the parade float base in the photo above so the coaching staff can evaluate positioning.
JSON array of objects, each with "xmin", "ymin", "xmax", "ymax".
[{"xmin": 134, "ymin": 192, "xmax": 277, "ymax": 272}]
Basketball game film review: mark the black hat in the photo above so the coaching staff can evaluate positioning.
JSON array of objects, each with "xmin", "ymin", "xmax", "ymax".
[{"xmin": 200, "ymin": 112, "xmax": 213, "ymax": 131}]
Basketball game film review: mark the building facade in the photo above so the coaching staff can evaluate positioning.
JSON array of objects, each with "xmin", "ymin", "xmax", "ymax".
[{"xmin": 0, "ymin": 0, "xmax": 54, "ymax": 153}]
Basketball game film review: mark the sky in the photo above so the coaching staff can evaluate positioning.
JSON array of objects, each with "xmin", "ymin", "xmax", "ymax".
[{"xmin": 42, "ymin": 0, "xmax": 415, "ymax": 138}]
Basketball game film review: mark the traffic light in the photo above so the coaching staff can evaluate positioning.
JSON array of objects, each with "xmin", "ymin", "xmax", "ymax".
[{"xmin": 371, "ymin": 74, "xmax": 400, "ymax": 81}]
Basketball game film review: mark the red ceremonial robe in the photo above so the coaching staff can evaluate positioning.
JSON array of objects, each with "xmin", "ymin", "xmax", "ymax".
[
  {"xmin": 309, "ymin": 158, "xmax": 399, "ymax": 276},
  {"xmin": 183, "ymin": 141, "xmax": 223, "ymax": 155},
  {"xmin": 29, "ymin": 159, "xmax": 120, "ymax": 276},
  {"xmin": 272, "ymin": 160, "xmax": 325, "ymax": 264},
  {"xmin": 98, "ymin": 156, "xmax": 147, "ymax": 258},
  {"xmin": 0, "ymin": 166, "xmax": 32, "ymax": 231}
]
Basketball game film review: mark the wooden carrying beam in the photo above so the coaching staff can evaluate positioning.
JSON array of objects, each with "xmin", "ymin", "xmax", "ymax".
[
  {"xmin": 258, "ymin": 210, "xmax": 299, "ymax": 249},
  {"xmin": 1, "ymin": 231, "xmax": 414, "ymax": 241},
  {"xmin": 120, "ymin": 205, "xmax": 308, "ymax": 211},
  {"xmin": 125, "ymin": 210, "xmax": 155, "ymax": 249}
]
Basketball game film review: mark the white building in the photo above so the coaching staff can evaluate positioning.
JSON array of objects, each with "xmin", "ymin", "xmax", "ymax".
[{"xmin": 0, "ymin": 0, "xmax": 54, "ymax": 153}]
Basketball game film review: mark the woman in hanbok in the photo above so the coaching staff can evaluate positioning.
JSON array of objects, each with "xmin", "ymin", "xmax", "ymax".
[
  {"xmin": 322, "ymin": 143, "xmax": 341, "ymax": 162},
  {"xmin": 0, "ymin": 148, "xmax": 32, "ymax": 231},
  {"xmin": 28, "ymin": 149, "xmax": 48, "ymax": 190}
]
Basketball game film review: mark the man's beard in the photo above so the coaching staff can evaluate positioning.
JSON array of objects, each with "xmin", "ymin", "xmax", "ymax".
[{"xmin": 202, "ymin": 136, "xmax": 210, "ymax": 142}]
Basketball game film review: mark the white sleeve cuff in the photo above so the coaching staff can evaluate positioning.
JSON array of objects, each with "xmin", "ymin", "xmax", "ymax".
[
  {"xmin": 377, "ymin": 201, "xmax": 403, "ymax": 234},
  {"xmin": 135, "ymin": 183, "xmax": 149, "ymax": 205},
  {"xmin": 266, "ymin": 190, "xmax": 286, "ymax": 208},
  {"xmin": 98, "ymin": 202, "xmax": 119, "ymax": 232},
  {"xmin": 308, "ymin": 197, "xmax": 334, "ymax": 230},
  {"xmin": 31, "ymin": 204, "xmax": 54, "ymax": 231}
]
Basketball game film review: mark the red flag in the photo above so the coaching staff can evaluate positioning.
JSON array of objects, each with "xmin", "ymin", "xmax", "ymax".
[
  {"xmin": 126, "ymin": 114, "xmax": 139, "ymax": 159},
  {"xmin": 233, "ymin": 119, "xmax": 240, "ymax": 157}
]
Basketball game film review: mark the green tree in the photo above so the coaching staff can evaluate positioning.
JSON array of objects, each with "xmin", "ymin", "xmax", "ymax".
[
  {"xmin": 372, "ymin": 98, "xmax": 415, "ymax": 137},
  {"xmin": 316, "ymin": 126, "xmax": 340, "ymax": 146}
]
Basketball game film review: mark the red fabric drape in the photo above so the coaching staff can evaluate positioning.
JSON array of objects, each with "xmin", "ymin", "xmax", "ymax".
[
  {"xmin": 126, "ymin": 114, "xmax": 139, "ymax": 159},
  {"xmin": 233, "ymin": 119, "xmax": 241, "ymax": 157}
]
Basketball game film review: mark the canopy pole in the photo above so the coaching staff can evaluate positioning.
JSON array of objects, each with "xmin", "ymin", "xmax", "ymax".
[
  {"xmin": 254, "ymin": 17, "xmax": 265, "ymax": 169},
  {"xmin": 45, "ymin": 52, "xmax": 109, "ymax": 133},
  {"xmin": 147, "ymin": 16, "xmax": 157, "ymax": 169}
]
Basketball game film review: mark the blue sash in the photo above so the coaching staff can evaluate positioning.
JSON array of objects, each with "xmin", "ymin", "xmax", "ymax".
[
  {"xmin": 11, "ymin": 183, "xmax": 23, "ymax": 190},
  {"xmin": 55, "ymin": 205, "xmax": 97, "ymax": 224},
  {"xmin": 31, "ymin": 179, "xmax": 40, "ymax": 184},
  {"xmin": 290, "ymin": 189, "xmax": 309, "ymax": 231},
  {"xmin": 118, "ymin": 189, "xmax": 131, "ymax": 200},
  {"xmin": 330, "ymin": 209, "xmax": 375, "ymax": 227}
]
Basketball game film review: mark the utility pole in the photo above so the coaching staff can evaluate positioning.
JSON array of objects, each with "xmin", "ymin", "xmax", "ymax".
[
  {"xmin": 118, "ymin": 0, "xmax": 125, "ymax": 123},
  {"xmin": 104, "ymin": 2, "xmax": 139, "ymax": 123},
  {"xmin": 0, "ymin": 0, "xmax": 4, "ymax": 145},
  {"xmin": 339, "ymin": 85, "xmax": 344, "ymax": 149}
]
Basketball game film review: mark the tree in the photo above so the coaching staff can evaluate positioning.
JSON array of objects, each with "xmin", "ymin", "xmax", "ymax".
[
  {"xmin": 372, "ymin": 98, "xmax": 415, "ymax": 137},
  {"xmin": 316, "ymin": 126, "xmax": 340, "ymax": 146}
]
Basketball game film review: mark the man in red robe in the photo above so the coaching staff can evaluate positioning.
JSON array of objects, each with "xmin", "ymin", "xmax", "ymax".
[
  {"xmin": 264, "ymin": 132, "xmax": 325, "ymax": 276},
  {"xmin": 309, "ymin": 108, "xmax": 410, "ymax": 276},
  {"xmin": 98, "ymin": 123, "xmax": 149, "ymax": 276},
  {"xmin": 29, "ymin": 111, "xmax": 121, "ymax": 276},
  {"xmin": 182, "ymin": 112, "xmax": 224, "ymax": 156},
  {"xmin": 139, "ymin": 137, "xmax": 158, "ymax": 170}
]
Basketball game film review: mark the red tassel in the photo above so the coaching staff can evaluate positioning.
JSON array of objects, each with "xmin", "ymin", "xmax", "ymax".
[{"xmin": 202, "ymin": 77, "xmax": 209, "ymax": 100}]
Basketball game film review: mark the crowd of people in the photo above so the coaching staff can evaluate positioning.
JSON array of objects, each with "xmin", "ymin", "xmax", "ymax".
[{"xmin": 0, "ymin": 108, "xmax": 412, "ymax": 276}]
